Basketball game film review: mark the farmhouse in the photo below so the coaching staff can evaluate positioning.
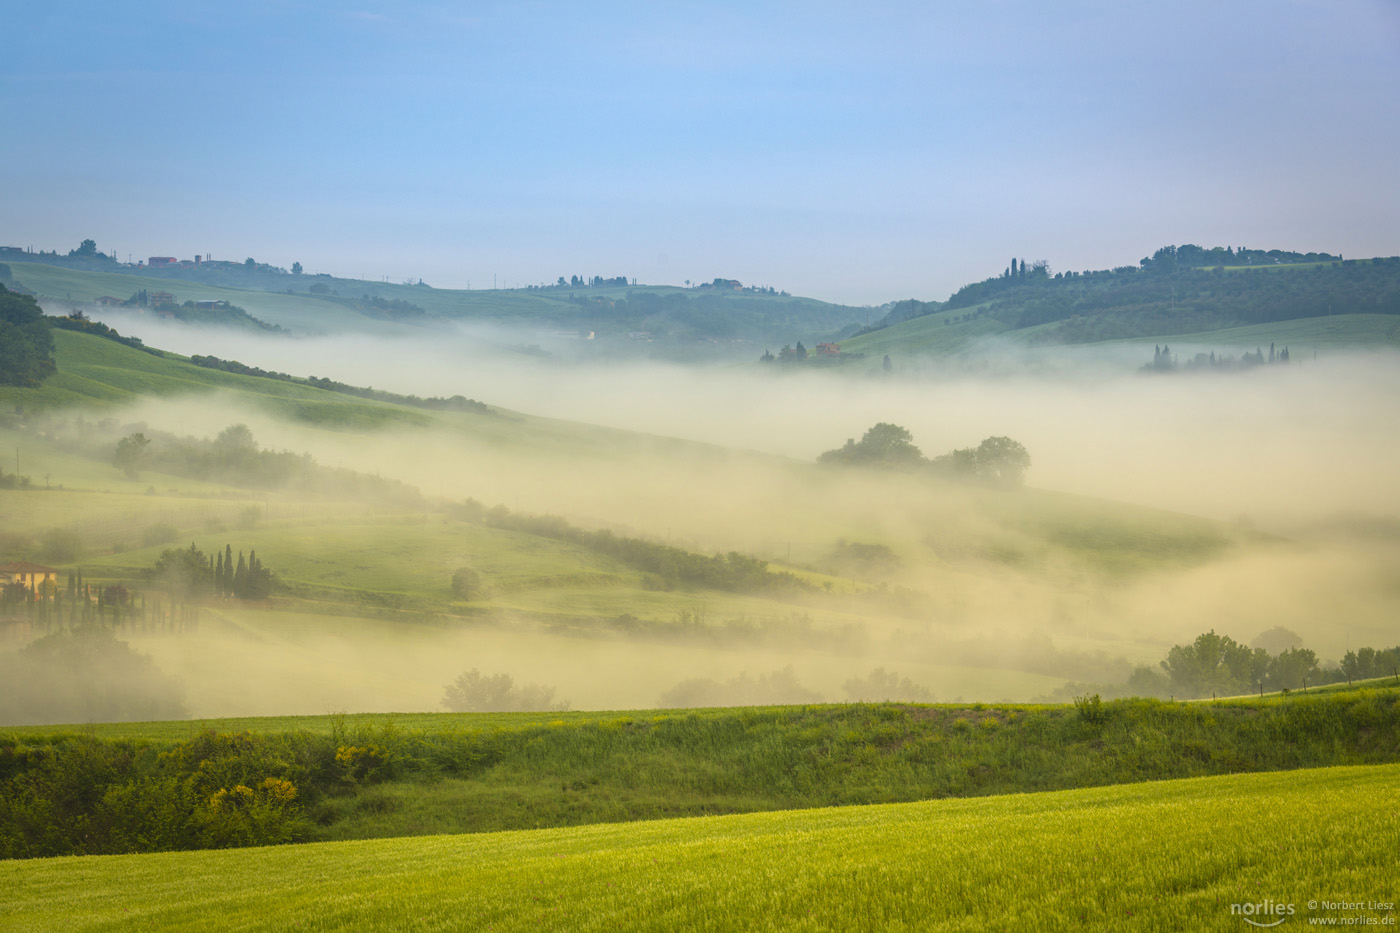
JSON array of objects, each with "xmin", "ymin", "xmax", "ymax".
[
  {"xmin": 94, "ymin": 296, "xmax": 126, "ymax": 306},
  {"xmin": 0, "ymin": 561, "xmax": 59, "ymax": 595},
  {"xmin": 148, "ymin": 290, "xmax": 176, "ymax": 306}
]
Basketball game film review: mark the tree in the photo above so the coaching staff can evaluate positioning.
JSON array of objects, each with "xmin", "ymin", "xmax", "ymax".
[
  {"xmin": 442, "ymin": 669, "xmax": 569, "ymax": 712},
  {"xmin": 1251, "ymin": 626, "xmax": 1302, "ymax": 655},
  {"xmin": 843, "ymin": 667, "xmax": 934, "ymax": 701},
  {"xmin": 1158, "ymin": 630, "xmax": 1266, "ymax": 697},
  {"xmin": 973, "ymin": 436, "xmax": 1031, "ymax": 486},
  {"xmin": 0, "ymin": 628, "xmax": 186, "ymax": 725},
  {"xmin": 450, "ymin": 567, "xmax": 482, "ymax": 600},
  {"xmin": 70, "ymin": 239, "xmax": 98, "ymax": 258},
  {"xmin": 216, "ymin": 423, "xmax": 257, "ymax": 451},
  {"xmin": 291, "ymin": 262, "xmax": 303, "ymax": 275},
  {"xmin": 244, "ymin": 258, "xmax": 256, "ymax": 268},
  {"xmin": 241, "ymin": 550, "xmax": 273, "ymax": 600},
  {"xmin": 930, "ymin": 436, "xmax": 1031, "ymax": 485},
  {"xmin": 1268, "ymin": 647, "xmax": 1318, "ymax": 691},
  {"xmin": 818, "ymin": 422, "xmax": 924, "ymax": 468},
  {"xmin": 151, "ymin": 543, "xmax": 212, "ymax": 598},
  {"xmin": 113, "ymin": 432, "xmax": 152, "ymax": 479},
  {"xmin": 0, "ymin": 284, "xmax": 56, "ymax": 387}
]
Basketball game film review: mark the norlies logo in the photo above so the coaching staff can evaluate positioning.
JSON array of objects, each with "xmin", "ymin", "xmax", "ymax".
[{"xmin": 1231, "ymin": 900, "xmax": 1296, "ymax": 927}]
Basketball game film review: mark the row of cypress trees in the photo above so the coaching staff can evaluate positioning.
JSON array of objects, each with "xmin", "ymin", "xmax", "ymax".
[{"xmin": 212, "ymin": 545, "xmax": 272, "ymax": 600}]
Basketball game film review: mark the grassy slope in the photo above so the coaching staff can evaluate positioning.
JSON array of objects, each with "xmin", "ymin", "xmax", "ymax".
[
  {"xmin": 4, "ymin": 764, "xmax": 1396, "ymax": 931},
  {"xmin": 6, "ymin": 262, "xmax": 393, "ymax": 334},
  {"xmin": 1132, "ymin": 312, "xmax": 1400, "ymax": 350},
  {"xmin": 8, "ymin": 261, "xmax": 863, "ymax": 335},
  {"xmin": 6, "ymin": 684, "xmax": 1397, "ymax": 846},
  {"xmin": 841, "ymin": 309, "xmax": 1400, "ymax": 362},
  {"xmin": 838, "ymin": 305, "xmax": 1006, "ymax": 358},
  {"xmin": 0, "ymin": 330, "xmax": 431, "ymax": 428}
]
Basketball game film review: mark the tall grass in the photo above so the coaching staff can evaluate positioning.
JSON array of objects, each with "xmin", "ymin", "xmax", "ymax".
[{"xmin": 4, "ymin": 686, "xmax": 1397, "ymax": 856}]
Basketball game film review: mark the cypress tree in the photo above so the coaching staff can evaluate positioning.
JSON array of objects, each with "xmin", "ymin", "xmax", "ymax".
[
  {"xmin": 215, "ymin": 551, "xmax": 225, "ymax": 594},
  {"xmin": 233, "ymin": 552, "xmax": 247, "ymax": 599},
  {"xmin": 224, "ymin": 545, "xmax": 234, "ymax": 595},
  {"xmin": 248, "ymin": 550, "xmax": 265, "ymax": 600}
]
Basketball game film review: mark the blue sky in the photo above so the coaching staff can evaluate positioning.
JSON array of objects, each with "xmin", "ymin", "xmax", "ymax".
[{"xmin": 3, "ymin": 0, "xmax": 1398, "ymax": 304}]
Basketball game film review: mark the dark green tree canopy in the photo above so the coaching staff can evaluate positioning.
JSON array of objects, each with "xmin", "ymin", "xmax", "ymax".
[
  {"xmin": 818, "ymin": 422, "xmax": 924, "ymax": 468},
  {"xmin": 929, "ymin": 435, "xmax": 1031, "ymax": 486},
  {"xmin": 820, "ymin": 423, "xmax": 1031, "ymax": 486},
  {"xmin": 0, "ymin": 283, "xmax": 56, "ymax": 387}
]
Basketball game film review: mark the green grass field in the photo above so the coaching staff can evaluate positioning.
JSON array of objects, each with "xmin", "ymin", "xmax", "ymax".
[
  {"xmin": 0, "ymin": 330, "xmax": 433, "ymax": 428},
  {"xmin": 3, "ymin": 763, "xmax": 1395, "ymax": 931},
  {"xmin": 4, "ymin": 685, "xmax": 1395, "ymax": 855}
]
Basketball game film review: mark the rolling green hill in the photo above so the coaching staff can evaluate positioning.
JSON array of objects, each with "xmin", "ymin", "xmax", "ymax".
[
  {"xmin": 0, "ymin": 329, "xmax": 433, "ymax": 426},
  {"xmin": 840, "ymin": 309, "xmax": 1400, "ymax": 365},
  {"xmin": 836, "ymin": 251, "xmax": 1400, "ymax": 363},
  {"xmin": 1, "ymin": 761, "xmax": 1395, "ymax": 930},
  {"xmin": 5, "ymin": 324, "xmax": 1394, "ymax": 719},
  {"xmin": 4, "ymin": 260, "xmax": 864, "ymax": 347}
]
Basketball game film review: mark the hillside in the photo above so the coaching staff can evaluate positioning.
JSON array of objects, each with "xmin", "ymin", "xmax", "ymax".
[
  {"xmin": 835, "ymin": 250, "xmax": 1400, "ymax": 364},
  {"xmin": 2, "ymin": 258, "xmax": 864, "ymax": 351},
  {"xmin": 8, "ymin": 326, "xmax": 1352, "ymax": 714},
  {"xmin": 3, "ymin": 683, "xmax": 1396, "ymax": 857}
]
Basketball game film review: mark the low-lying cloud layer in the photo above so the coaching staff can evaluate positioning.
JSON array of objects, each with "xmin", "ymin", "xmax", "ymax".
[{"xmin": 6, "ymin": 313, "xmax": 1398, "ymax": 720}]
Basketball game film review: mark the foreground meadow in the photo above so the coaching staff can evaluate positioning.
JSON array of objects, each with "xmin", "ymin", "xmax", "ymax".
[{"xmin": 4, "ymin": 764, "xmax": 1396, "ymax": 932}]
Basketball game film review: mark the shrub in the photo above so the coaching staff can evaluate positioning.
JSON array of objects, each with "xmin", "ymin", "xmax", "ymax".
[
  {"xmin": 1074, "ymin": 693, "xmax": 1108, "ymax": 725},
  {"xmin": 450, "ymin": 567, "xmax": 483, "ymax": 600}
]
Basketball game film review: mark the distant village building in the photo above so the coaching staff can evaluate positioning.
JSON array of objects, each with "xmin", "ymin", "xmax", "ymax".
[
  {"xmin": 0, "ymin": 561, "xmax": 59, "ymax": 595},
  {"xmin": 193, "ymin": 299, "xmax": 228, "ymax": 309},
  {"xmin": 147, "ymin": 256, "xmax": 177, "ymax": 266}
]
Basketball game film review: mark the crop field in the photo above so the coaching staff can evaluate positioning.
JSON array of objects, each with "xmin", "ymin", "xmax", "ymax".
[{"xmin": 3, "ymin": 763, "xmax": 1395, "ymax": 931}]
